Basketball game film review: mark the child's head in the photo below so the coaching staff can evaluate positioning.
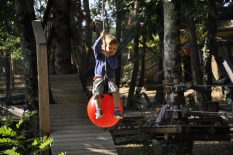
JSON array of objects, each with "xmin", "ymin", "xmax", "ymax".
[{"xmin": 101, "ymin": 34, "xmax": 119, "ymax": 57}]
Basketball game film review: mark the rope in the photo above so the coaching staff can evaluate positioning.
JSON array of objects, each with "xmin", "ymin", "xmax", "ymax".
[
  {"xmin": 101, "ymin": 0, "xmax": 108, "ymax": 95},
  {"xmin": 102, "ymin": 0, "xmax": 108, "ymax": 81},
  {"xmin": 102, "ymin": 0, "xmax": 105, "ymax": 31}
]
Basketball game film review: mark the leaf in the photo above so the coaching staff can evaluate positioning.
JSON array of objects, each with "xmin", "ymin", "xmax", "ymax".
[
  {"xmin": 0, "ymin": 138, "xmax": 19, "ymax": 146},
  {"xmin": 16, "ymin": 111, "xmax": 37, "ymax": 129},
  {"xmin": 32, "ymin": 136, "xmax": 53, "ymax": 151},
  {"xmin": 39, "ymin": 137, "xmax": 53, "ymax": 150},
  {"xmin": 2, "ymin": 149, "xmax": 21, "ymax": 155},
  {"xmin": 0, "ymin": 126, "xmax": 17, "ymax": 137}
]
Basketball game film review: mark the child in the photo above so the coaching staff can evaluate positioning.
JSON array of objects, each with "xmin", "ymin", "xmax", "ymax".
[{"xmin": 92, "ymin": 31, "xmax": 123, "ymax": 119}]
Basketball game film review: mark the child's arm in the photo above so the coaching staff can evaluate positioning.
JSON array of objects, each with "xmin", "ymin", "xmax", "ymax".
[
  {"xmin": 93, "ymin": 31, "xmax": 105, "ymax": 58},
  {"xmin": 107, "ymin": 56, "xmax": 118, "ymax": 69}
]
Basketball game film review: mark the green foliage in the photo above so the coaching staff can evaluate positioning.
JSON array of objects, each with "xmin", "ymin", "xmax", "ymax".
[
  {"xmin": 16, "ymin": 111, "xmax": 37, "ymax": 129},
  {"xmin": 145, "ymin": 34, "xmax": 160, "ymax": 53},
  {"xmin": 0, "ymin": 126, "xmax": 16, "ymax": 137},
  {"xmin": 0, "ymin": 137, "xmax": 20, "ymax": 146},
  {"xmin": 181, "ymin": 0, "xmax": 208, "ymax": 21},
  {"xmin": 0, "ymin": 111, "xmax": 53, "ymax": 155},
  {"xmin": 0, "ymin": 0, "xmax": 21, "ymax": 59},
  {"xmin": 0, "ymin": 31, "xmax": 21, "ymax": 59},
  {"xmin": 32, "ymin": 136, "xmax": 53, "ymax": 151},
  {"xmin": 3, "ymin": 149, "xmax": 21, "ymax": 155}
]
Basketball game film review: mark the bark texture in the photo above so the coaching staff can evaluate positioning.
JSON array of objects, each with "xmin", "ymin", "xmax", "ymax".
[
  {"xmin": 53, "ymin": 0, "xmax": 72, "ymax": 74},
  {"xmin": 15, "ymin": 0, "xmax": 38, "ymax": 107}
]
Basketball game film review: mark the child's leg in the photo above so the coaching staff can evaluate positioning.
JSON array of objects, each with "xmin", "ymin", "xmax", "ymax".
[
  {"xmin": 107, "ymin": 80, "xmax": 120, "ymax": 108},
  {"xmin": 112, "ymin": 92, "xmax": 120, "ymax": 108},
  {"xmin": 112, "ymin": 92, "xmax": 123, "ymax": 119},
  {"xmin": 94, "ymin": 95, "xmax": 103, "ymax": 119},
  {"xmin": 94, "ymin": 95, "xmax": 102, "ymax": 110},
  {"xmin": 108, "ymin": 79, "xmax": 123, "ymax": 118},
  {"xmin": 92, "ymin": 78, "xmax": 105, "ymax": 119}
]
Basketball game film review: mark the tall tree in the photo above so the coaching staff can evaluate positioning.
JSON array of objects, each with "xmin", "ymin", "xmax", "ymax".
[
  {"xmin": 205, "ymin": 0, "xmax": 218, "ymax": 106},
  {"xmin": 182, "ymin": 0, "xmax": 206, "ymax": 109},
  {"xmin": 138, "ymin": 36, "xmax": 146, "ymax": 87},
  {"xmin": 53, "ymin": 0, "xmax": 72, "ymax": 74},
  {"xmin": 83, "ymin": 0, "xmax": 92, "ymax": 48},
  {"xmin": 15, "ymin": 0, "xmax": 38, "ymax": 109},
  {"xmin": 82, "ymin": 0, "xmax": 95, "ymax": 88},
  {"xmin": 127, "ymin": 0, "xmax": 140, "ymax": 109},
  {"xmin": 187, "ymin": 17, "xmax": 203, "ymax": 87},
  {"xmin": 162, "ymin": 1, "xmax": 193, "ymax": 154},
  {"xmin": 115, "ymin": 0, "xmax": 123, "ymax": 87},
  {"xmin": 0, "ymin": 0, "xmax": 18, "ymax": 99},
  {"xmin": 163, "ymin": 0, "xmax": 181, "ymax": 92}
]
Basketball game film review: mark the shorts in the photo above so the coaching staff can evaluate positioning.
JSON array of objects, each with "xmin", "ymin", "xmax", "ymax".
[{"xmin": 92, "ymin": 78, "xmax": 119, "ymax": 99}]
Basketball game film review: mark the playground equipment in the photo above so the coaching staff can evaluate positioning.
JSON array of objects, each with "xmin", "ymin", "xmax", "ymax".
[{"xmin": 87, "ymin": 94, "xmax": 123, "ymax": 128}]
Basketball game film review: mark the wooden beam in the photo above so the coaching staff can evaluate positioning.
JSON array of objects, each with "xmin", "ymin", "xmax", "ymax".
[
  {"xmin": 164, "ymin": 134, "xmax": 231, "ymax": 141},
  {"xmin": 223, "ymin": 60, "xmax": 233, "ymax": 82},
  {"xmin": 32, "ymin": 20, "xmax": 50, "ymax": 135},
  {"xmin": 217, "ymin": 6, "xmax": 233, "ymax": 20}
]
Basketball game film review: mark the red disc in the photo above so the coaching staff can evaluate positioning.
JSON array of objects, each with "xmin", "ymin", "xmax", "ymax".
[{"xmin": 87, "ymin": 94, "xmax": 123, "ymax": 128}]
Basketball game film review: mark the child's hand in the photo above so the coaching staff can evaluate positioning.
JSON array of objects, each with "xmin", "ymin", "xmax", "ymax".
[{"xmin": 100, "ymin": 30, "xmax": 106, "ymax": 38}]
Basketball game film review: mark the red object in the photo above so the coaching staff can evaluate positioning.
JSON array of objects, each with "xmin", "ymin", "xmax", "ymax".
[{"xmin": 87, "ymin": 94, "xmax": 123, "ymax": 128}]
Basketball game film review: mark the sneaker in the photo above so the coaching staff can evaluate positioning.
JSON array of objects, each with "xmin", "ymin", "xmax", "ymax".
[
  {"xmin": 114, "ymin": 109, "xmax": 123, "ymax": 119},
  {"xmin": 95, "ymin": 109, "xmax": 103, "ymax": 119}
]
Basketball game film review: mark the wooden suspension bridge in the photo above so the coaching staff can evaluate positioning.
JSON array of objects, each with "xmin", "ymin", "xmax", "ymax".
[
  {"xmin": 49, "ymin": 74, "xmax": 118, "ymax": 155},
  {"xmin": 31, "ymin": 21, "xmax": 118, "ymax": 155}
]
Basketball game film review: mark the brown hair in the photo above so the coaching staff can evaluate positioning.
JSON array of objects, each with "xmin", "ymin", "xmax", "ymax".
[{"xmin": 101, "ymin": 34, "xmax": 119, "ymax": 50}]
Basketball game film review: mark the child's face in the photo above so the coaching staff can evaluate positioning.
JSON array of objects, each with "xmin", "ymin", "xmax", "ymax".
[{"xmin": 104, "ymin": 43, "xmax": 118, "ymax": 57}]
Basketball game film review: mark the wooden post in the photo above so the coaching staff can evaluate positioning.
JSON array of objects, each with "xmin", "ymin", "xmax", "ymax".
[
  {"xmin": 32, "ymin": 20, "xmax": 50, "ymax": 135},
  {"xmin": 11, "ymin": 58, "xmax": 15, "ymax": 90}
]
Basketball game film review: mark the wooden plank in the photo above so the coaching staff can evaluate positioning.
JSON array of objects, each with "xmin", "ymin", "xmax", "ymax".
[
  {"xmin": 32, "ymin": 20, "xmax": 46, "ymax": 44},
  {"xmin": 32, "ymin": 20, "xmax": 50, "ymax": 135},
  {"xmin": 50, "ymin": 74, "xmax": 118, "ymax": 155},
  {"xmin": 52, "ymin": 148, "xmax": 117, "ymax": 155},
  {"xmin": 223, "ymin": 60, "xmax": 233, "ymax": 82}
]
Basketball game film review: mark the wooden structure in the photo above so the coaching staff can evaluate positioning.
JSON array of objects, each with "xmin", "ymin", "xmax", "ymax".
[
  {"xmin": 216, "ymin": 26, "xmax": 233, "ymax": 82},
  {"xmin": 112, "ymin": 124, "xmax": 231, "ymax": 143},
  {"xmin": 31, "ymin": 21, "xmax": 117, "ymax": 154},
  {"xmin": 32, "ymin": 20, "xmax": 50, "ymax": 135},
  {"xmin": 49, "ymin": 74, "xmax": 118, "ymax": 155},
  {"xmin": 0, "ymin": 57, "xmax": 26, "ymax": 91}
]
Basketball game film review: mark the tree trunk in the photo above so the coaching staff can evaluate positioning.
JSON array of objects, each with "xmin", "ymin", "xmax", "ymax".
[
  {"xmin": 187, "ymin": 17, "xmax": 207, "ymax": 109},
  {"xmin": 154, "ymin": 2, "xmax": 165, "ymax": 105},
  {"xmin": 162, "ymin": 1, "xmax": 193, "ymax": 154},
  {"xmin": 127, "ymin": 1, "xmax": 140, "ymax": 109},
  {"xmin": 115, "ymin": 0, "xmax": 123, "ymax": 87},
  {"xmin": 15, "ymin": 0, "xmax": 38, "ymax": 109},
  {"xmin": 83, "ymin": 0, "xmax": 92, "ymax": 48},
  {"xmin": 42, "ymin": 0, "xmax": 53, "ymax": 29},
  {"xmin": 53, "ymin": 0, "xmax": 72, "ymax": 74},
  {"xmin": 3, "ymin": 54, "xmax": 11, "ymax": 100},
  {"xmin": 187, "ymin": 18, "xmax": 202, "ymax": 84},
  {"xmin": 138, "ymin": 36, "xmax": 146, "ymax": 87},
  {"xmin": 163, "ymin": 1, "xmax": 180, "ymax": 82},
  {"xmin": 83, "ymin": 0, "xmax": 95, "ymax": 87},
  {"xmin": 202, "ymin": 0, "xmax": 218, "ymax": 110},
  {"xmin": 15, "ymin": 0, "xmax": 38, "ymax": 134},
  {"xmin": 163, "ymin": 0, "xmax": 185, "ymax": 116}
]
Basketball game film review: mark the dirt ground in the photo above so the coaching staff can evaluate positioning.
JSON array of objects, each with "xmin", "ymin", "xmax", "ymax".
[
  {"xmin": 116, "ymin": 141, "xmax": 233, "ymax": 155},
  {"xmin": 116, "ymin": 87, "xmax": 233, "ymax": 155}
]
